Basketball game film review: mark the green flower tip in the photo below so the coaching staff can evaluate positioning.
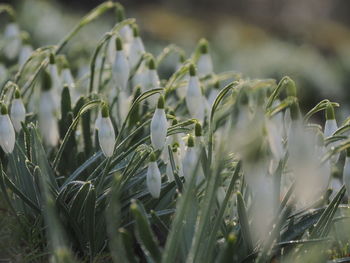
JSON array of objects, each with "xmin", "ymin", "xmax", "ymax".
[
  {"xmin": 49, "ymin": 53, "xmax": 55, "ymax": 64},
  {"xmin": 21, "ymin": 32, "xmax": 30, "ymax": 44},
  {"xmin": 116, "ymin": 5, "xmax": 125, "ymax": 22},
  {"xmin": 171, "ymin": 118, "xmax": 178, "ymax": 126},
  {"xmin": 101, "ymin": 103, "xmax": 109, "ymax": 118},
  {"xmin": 157, "ymin": 95, "xmax": 165, "ymax": 109},
  {"xmin": 227, "ymin": 233, "xmax": 236, "ymax": 244},
  {"xmin": 214, "ymin": 80, "xmax": 220, "ymax": 90},
  {"xmin": 285, "ymin": 77, "xmax": 297, "ymax": 97},
  {"xmin": 199, "ymin": 38, "xmax": 209, "ymax": 54},
  {"xmin": 172, "ymin": 142, "xmax": 179, "ymax": 152},
  {"xmin": 14, "ymin": 88, "xmax": 21, "ymax": 99},
  {"xmin": 132, "ymin": 25, "xmax": 139, "ymax": 37},
  {"xmin": 148, "ymin": 58, "xmax": 156, "ymax": 70},
  {"xmin": 116, "ymin": 37, "xmax": 123, "ymax": 51},
  {"xmin": 326, "ymin": 103, "xmax": 335, "ymax": 120},
  {"xmin": 240, "ymin": 89, "xmax": 249, "ymax": 105},
  {"xmin": 347, "ymin": 148, "xmax": 350, "ymax": 158},
  {"xmin": 195, "ymin": 122, "xmax": 202, "ymax": 137},
  {"xmin": 187, "ymin": 134, "xmax": 194, "ymax": 147},
  {"xmin": 179, "ymin": 53, "xmax": 186, "ymax": 63},
  {"xmin": 0, "ymin": 103, "xmax": 8, "ymax": 115},
  {"xmin": 149, "ymin": 152, "xmax": 157, "ymax": 162},
  {"xmin": 189, "ymin": 64, "xmax": 196, "ymax": 77},
  {"xmin": 290, "ymin": 101, "xmax": 300, "ymax": 121},
  {"xmin": 42, "ymin": 71, "xmax": 52, "ymax": 91}
]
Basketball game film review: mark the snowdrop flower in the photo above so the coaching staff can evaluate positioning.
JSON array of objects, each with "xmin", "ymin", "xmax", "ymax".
[
  {"xmin": 182, "ymin": 134, "xmax": 204, "ymax": 183},
  {"xmin": 166, "ymin": 145, "xmax": 183, "ymax": 182},
  {"xmin": 3, "ymin": 22, "xmax": 22, "ymax": 60},
  {"xmin": 117, "ymin": 89, "xmax": 132, "ymax": 124},
  {"xmin": 39, "ymin": 72, "xmax": 60, "ymax": 147},
  {"xmin": 197, "ymin": 39, "xmax": 213, "ymax": 77},
  {"xmin": 0, "ymin": 64, "xmax": 7, "ymax": 85},
  {"xmin": 132, "ymin": 61, "xmax": 147, "ymax": 89},
  {"xmin": 185, "ymin": 64, "xmax": 205, "ymax": 122},
  {"xmin": 94, "ymin": 111, "xmax": 102, "ymax": 131},
  {"xmin": 324, "ymin": 103, "xmax": 339, "ymax": 162},
  {"xmin": 10, "ymin": 88, "xmax": 26, "ymax": 132},
  {"xmin": 0, "ymin": 103, "xmax": 15, "ymax": 154},
  {"xmin": 147, "ymin": 152, "xmax": 162, "ymax": 198},
  {"xmin": 344, "ymin": 150, "xmax": 350, "ymax": 196},
  {"xmin": 146, "ymin": 58, "xmax": 160, "ymax": 106},
  {"xmin": 18, "ymin": 36, "xmax": 33, "ymax": 67},
  {"xmin": 150, "ymin": 95, "xmax": 168, "ymax": 150},
  {"xmin": 128, "ymin": 25, "xmax": 145, "ymax": 70},
  {"xmin": 98, "ymin": 104, "xmax": 115, "ymax": 157},
  {"xmin": 111, "ymin": 37, "xmax": 130, "ymax": 91},
  {"xmin": 108, "ymin": 6, "xmax": 133, "ymax": 63}
]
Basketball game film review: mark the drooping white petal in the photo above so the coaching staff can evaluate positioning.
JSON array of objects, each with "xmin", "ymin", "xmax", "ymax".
[
  {"xmin": 18, "ymin": 45, "xmax": 33, "ymax": 67},
  {"xmin": 185, "ymin": 76, "xmax": 204, "ymax": 121},
  {"xmin": 98, "ymin": 117, "xmax": 115, "ymax": 157},
  {"xmin": 266, "ymin": 118, "xmax": 284, "ymax": 160},
  {"xmin": 111, "ymin": 49, "xmax": 130, "ymax": 90},
  {"xmin": 150, "ymin": 109, "xmax": 168, "ymax": 150},
  {"xmin": 324, "ymin": 119, "xmax": 337, "ymax": 138},
  {"xmin": 344, "ymin": 157, "xmax": 350, "ymax": 196},
  {"xmin": 146, "ymin": 69, "xmax": 160, "ymax": 106},
  {"xmin": 182, "ymin": 147, "xmax": 198, "ymax": 181},
  {"xmin": 129, "ymin": 37, "xmax": 145, "ymax": 70},
  {"xmin": 39, "ymin": 112, "xmax": 59, "ymax": 147},
  {"xmin": 3, "ymin": 23, "xmax": 21, "ymax": 60},
  {"xmin": 94, "ymin": 111, "xmax": 102, "ymax": 130},
  {"xmin": 197, "ymin": 53, "xmax": 213, "ymax": 77},
  {"xmin": 10, "ymin": 99, "xmax": 26, "ymax": 132},
  {"xmin": 147, "ymin": 161, "xmax": 162, "ymax": 198},
  {"xmin": 0, "ymin": 114, "xmax": 15, "ymax": 153},
  {"xmin": 39, "ymin": 91, "xmax": 60, "ymax": 147}
]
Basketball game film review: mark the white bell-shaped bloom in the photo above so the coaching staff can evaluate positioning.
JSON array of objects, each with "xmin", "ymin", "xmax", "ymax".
[
  {"xmin": 343, "ymin": 153, "xmax": 350, "ymax": 196},
  {"xmin": 18, "ymin": 44, "xmax": 33, "ymax": 67},
  {"xmin": 117, "ymin": 90, "xmax": 132, "ymax": 124},
  {"xmin": 266, "ymin": 117, "xmax": 284, "ymax": 160},
  {"xmin": 128, "ymin": 25, "xmax": 145, "ymax": 70},
  {"xmin": 132, "ymin": 62, "xmax": 147, "ymax": 89},
  {"xmin": 10, "ymin": 89, "xmax": 26, "ymax": 132},
  {"xmin": 182, "ymin": 135, "xmax": 204, "ymax": 183},
  {"xmin": 98, "ymin": 105, "xmax": 115, "ymax": 157},
  {"xmin": 39, "ymin": 73, "xmax": 60, "ymax": 147},
  {"xmin": 111, "ymin": 37, "xmax": 130, "ymax": 91},
  {"xmin": 0, "ymin": 104, "xmax": 15, "ymax": 153},
  {"xmin": 145, "ymin": 58, "xmax": 160, "ymax": 106},
  {"xmin": 0, "ymin": 64, "xmax": 7, "ymax": 85},
  {"xmin": 150, "ymin": 96, "xmax": 168, "ymax": 150},
  {"xmin": 185, "ymin": 65, "xmax": 204, "ymax": 122},
  {"xmin": 196, "ymin": 39, "xmax": 213, "ymax": 77},
  {"xmin": 324, "ymin": 104, "xmax": 339, "ymax": 162},
  {"xmin": 3, "ymin": 23, "xmax": 22, "ymax": 60},
  {"xmin": 94, "ymin": 111, "xmax": 102, "ymax": 131},
  {"xmin": 147, "ymin": 154, "xmax": 162, "ymax": 198},
  {"xmin": 166, "ymin": 146, "xmax": 183, "ymax": 182}
]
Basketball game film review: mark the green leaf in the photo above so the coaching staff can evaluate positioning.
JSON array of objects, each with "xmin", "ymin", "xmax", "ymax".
[
  {"xmin": 130, "ymin": 199, "xmax": 162, "ymax": 263},
  {"xmin": 237, "ymin": 192, "xmax": 253, "ymax": 253}
]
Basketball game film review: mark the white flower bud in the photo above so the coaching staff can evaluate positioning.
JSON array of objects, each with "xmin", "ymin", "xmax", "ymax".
[
  {"xmin": 344, "ymin": 154, "xmax": 350, "ymax": 196},
  {"xmin": 197, "ymin": 39, "xmax": 213, "ymax": 77},
  {"xmin": 324, "ymin": 119, "xmax": 337, "ymax": 138},
  {"xmin": 197, "ymin": 53, "xmax": 213, "ymax": 77},
  {"xmin": 0, "ymin": 104, "xmax": 15, "ymax": 154},
  {"xmin": 10, "ymin": 95, "xmax": 26, "ymax": 132},
  {"xmin": 129, "ymin": 26, "xmax": 145, "ymax": 70},
  {"xmin": 18, "ymin": 45, "xmax": 33, "ymax": 67},
  {"xmin": 147, "ymin": 154, "xmax": 162, "ymax": 198},
  {"xmin": 182, "ymin": 135, "xmax": 204, "ymax": 184},
  {"xmin": 111, "ymin": 37, "xmax": 130, "ymax": 90},
  {"xmin": 98, "ymin": 105, "xmax": 115, "ymax": 157},
  {"xmin": 3, "ymin": 23, "xmax": 22, "ymax": 60},
  {"xmin": 185, "ymin": 65, "xmax": 204, "ymax": 121},
  {"xmin": 40, "ymin": 73, "xmax": 60, "ymax": 147},
  {"xmin": 150, "ymin": 96, "xmax": 168, "ymax": 150}
]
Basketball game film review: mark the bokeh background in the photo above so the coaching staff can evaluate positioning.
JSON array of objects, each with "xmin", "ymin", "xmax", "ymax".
[{"xmin": 2, "ymin": 0, "xmax": 350, "ymax": 120}]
